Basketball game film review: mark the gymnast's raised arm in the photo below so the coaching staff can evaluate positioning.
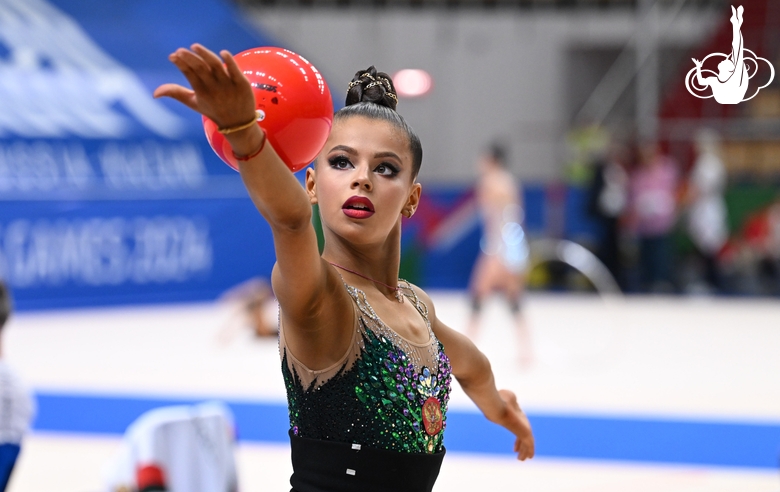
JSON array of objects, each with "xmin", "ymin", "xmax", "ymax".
[{"xmin": 154, "ymin": 44, "xmax": 351, "ymax": 368}]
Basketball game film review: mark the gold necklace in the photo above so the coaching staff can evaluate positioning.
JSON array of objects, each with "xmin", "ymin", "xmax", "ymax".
[{"xmin": 329, "ymin": 262, "xmax": 404, "ymax": 303}]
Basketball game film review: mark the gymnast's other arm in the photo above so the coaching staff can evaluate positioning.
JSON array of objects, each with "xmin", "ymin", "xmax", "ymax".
[{"xmin": 414, "ymin": 288, "xmax": 535, "ymax": 460}]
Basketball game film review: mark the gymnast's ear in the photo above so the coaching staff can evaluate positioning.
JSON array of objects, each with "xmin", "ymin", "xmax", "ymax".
[
  {"xmin": 306, "ymin": 167, "xmax": 318, "ymax": 205},
  {"xmin": 403, "ymin": 182, "xmax": 421, "ymax": 218}
]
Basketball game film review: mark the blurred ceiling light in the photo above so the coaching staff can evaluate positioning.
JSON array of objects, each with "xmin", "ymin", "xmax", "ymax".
[{"xmin": 393, "ymin": 69, "xmax": 433, "ymax": 98}]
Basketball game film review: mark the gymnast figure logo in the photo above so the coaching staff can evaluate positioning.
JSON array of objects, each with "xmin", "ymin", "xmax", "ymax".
[{"xmin": 685, "ymin": 5, "xmax": 775, "ymax": 104}]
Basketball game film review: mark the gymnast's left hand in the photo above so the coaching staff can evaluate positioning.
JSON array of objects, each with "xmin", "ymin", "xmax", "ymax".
[{"xmin": 496, "ymin": 389, "xmax": 535, "ymax": 461}]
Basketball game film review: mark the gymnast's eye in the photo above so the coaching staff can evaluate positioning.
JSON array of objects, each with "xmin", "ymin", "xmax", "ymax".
[
  {"xmin": 328, "ymin": 156, "xmax": 353, "ymax": 170},
  {"xmin": 374, "ymin": 163, "xmax": 399, "ymax": 177}
]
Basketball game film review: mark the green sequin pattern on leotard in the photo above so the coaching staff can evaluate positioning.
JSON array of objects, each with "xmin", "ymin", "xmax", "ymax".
[{"xmin": 281, "ymin": 281, "xmax": 452, "ymax": 454}]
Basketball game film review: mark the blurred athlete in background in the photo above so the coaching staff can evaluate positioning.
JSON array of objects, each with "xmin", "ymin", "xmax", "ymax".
[{"xmin": 467, "ymin": 144, "xmax": 533, "ymax": 368}]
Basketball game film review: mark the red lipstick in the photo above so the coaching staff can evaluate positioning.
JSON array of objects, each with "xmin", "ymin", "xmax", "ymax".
[{"xmin": 342, "ymin": 196, "xmax": 375, "ymax": 219}]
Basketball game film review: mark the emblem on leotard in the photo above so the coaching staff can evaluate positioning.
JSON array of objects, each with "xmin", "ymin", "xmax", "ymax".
[
  {"xmin": 685, "ymin": 5, "xmax": 774, "ymax": 104},
  {"xmin": 422, "ymin": 397, "xmax": 443, "ymax": 436}
]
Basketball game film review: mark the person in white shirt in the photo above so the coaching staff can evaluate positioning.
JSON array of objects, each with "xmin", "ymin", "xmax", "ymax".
[
  {"xmin": 685, "ymin": 129, "xmax": 728, "ymax": 292},
  {"xmin": 0, "ymin": 282, "xmax": 35, "ymax": 492},
  {"xmin": 104, "ymin": 402, "xmax": 238, "ymax": 492}
]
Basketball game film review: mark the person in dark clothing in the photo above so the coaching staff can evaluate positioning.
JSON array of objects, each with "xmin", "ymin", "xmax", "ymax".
[{"xmin": 587, "ymin": 146, "xmax": 629, "ymax": 289}]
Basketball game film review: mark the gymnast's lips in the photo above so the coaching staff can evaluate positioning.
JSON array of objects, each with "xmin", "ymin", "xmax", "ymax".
[{"xmin": 342, "ymin": 196, "xmax": 375, "ymax": 219}]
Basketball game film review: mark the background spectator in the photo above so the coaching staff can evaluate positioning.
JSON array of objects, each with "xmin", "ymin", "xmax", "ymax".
[
  {"xmin": 629, "ymin": 143, "xmax": 680, "ymax": 293},
  {"xmin": 587, "ymin": 141, "xmax": 630, "ymax": 289},
  {"xmin": 0, "ymin": 282, "xmax": 35, "ymax": 492},
  {"xmin": 684, "ymin": 128, "xmax": 729, "ymax": 293}
]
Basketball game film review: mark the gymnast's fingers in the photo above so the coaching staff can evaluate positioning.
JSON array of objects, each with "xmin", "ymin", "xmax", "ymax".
[
  {"xmin": 192, "ymin": 43, "xmax": 230, "ymax": 84},
  {"xmin": 175, "ymin": 48, "xmax": 218, "ymax": 89},
  {"xmin": 222, "ymin": 50, "xmax": 250, "ymax": 89},
  {"xmin": 168, "ymin": 49, "xmax": 211, "ymax": 95},
  {"xmin": 152, "ymin": 83, "xmax": 198, "ymax": 112}
]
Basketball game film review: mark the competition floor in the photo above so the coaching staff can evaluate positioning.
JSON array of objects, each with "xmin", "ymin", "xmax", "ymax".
[{"xmin": 4, "ymin": 292, "xmax": 780, "ymax": 491}]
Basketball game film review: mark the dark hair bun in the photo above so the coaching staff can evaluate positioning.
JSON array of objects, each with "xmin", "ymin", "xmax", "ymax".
[
  {"xmin": 488, "ymin": 142, "xmax": 508, "ymax": 166},
  {"xmin": 345, "ymin": 66, "xmax": 398, "ymax": 111}
]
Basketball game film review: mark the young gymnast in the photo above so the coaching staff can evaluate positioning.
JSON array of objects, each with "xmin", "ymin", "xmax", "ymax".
[
  {"xmin": 466, "ymin": 143, "xmax": 533, "ymax": 368},
  {"xmin": 155, "ymin": 44, "xmax": 534, "ymax": 492}
]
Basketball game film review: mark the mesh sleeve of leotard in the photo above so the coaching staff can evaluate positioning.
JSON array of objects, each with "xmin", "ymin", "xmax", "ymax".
[{"xmin": 278, "ymin": 301, "xmax": 362, "ymax": 391}]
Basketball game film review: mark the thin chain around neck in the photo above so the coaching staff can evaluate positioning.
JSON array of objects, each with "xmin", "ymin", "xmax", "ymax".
[{"xmin": 328, "ymin": 262, "xmax": 404, "ymax": 303}]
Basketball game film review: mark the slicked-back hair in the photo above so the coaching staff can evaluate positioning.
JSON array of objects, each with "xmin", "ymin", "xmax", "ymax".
[{"xmin": 338, "ymin": 66, "xmax": 423, "ymax": 179}]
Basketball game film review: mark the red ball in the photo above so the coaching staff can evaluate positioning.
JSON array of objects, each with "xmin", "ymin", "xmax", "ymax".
[{"xmin": 203, "ymin": 47, "xmax": 333, "ymax": 173}]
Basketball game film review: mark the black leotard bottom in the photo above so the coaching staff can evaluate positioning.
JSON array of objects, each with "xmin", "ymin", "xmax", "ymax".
[{"xmin": 289, "ymin": 430, "xmax": 445, "ymax": 492}]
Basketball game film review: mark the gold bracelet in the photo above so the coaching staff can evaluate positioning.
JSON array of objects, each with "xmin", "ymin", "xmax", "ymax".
[{"xmin": 218, "ymin": 110, "xmax": 261, "ymax": 135}]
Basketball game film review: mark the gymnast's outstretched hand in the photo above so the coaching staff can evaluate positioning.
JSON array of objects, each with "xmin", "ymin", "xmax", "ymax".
[
  {"xmin": 154, "ymin": 44, "xmax": 260, "ymax": 154},
  {"xmin": 496, "ymin": 389, "xmax": 535, "ymax": 461}
]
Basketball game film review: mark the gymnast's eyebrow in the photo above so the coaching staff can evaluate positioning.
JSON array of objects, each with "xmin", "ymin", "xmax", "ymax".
[
  {"xmin": 373, "ymin": 151, "xmax": 402, "ymax": 162},
  {"xmin": 328, "ymin": 145, "xmax": 357, "ymax": 155}
]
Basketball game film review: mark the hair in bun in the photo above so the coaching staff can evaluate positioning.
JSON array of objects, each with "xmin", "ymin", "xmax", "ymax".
[
  {"xmin": 336, "ymin": 66, "xmax": 422, "ymax": 178},
  {"xmin": 345, "ymin": 66, "xmax": 398, "ymax": 111}
]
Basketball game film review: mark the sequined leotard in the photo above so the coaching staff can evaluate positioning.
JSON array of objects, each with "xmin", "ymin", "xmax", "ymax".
[{"xmin": 280, "ymin": 281, "xmax": 452, "ymax": 492}]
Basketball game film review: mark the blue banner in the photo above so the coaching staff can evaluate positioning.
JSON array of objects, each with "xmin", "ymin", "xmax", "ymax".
[
  {"xmin": 0, "ymin": 191, "xmax": 275, "ymax": 310},
  {"xmin": 0, "ymin": 0, "xmax": 285, "ymax": 309}
]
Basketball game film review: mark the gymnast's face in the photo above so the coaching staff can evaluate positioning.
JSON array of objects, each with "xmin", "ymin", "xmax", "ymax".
[
  {"xmin": 478, "ymin": 154, "xmax": 501, "ymax": 174},
  {"xmin": 307, "ymin": 116, "xmax": 421, "ymax": 247}
]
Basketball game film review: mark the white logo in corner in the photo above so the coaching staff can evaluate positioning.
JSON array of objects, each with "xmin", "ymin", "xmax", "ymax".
[{"xmin": 685, "ymin": 5, "xmax": 775, "ymax": 105}]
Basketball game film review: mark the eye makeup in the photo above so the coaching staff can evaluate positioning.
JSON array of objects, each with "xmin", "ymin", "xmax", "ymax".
[
  {"xmin": 328, "ymin": 155, "xmax": 353, "ymax": 170},
  {"xmin": 374, "ymin": 162, "xmax": 400, "ymax": 177}
]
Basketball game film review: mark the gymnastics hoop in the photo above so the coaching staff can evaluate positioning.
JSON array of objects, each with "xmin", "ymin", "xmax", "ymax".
[{"xmin": 525, "ymin": 239, "xmax": 626, "ymax": 369}]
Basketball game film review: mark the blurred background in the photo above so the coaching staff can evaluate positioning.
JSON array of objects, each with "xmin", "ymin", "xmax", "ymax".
[{"xmin": 1, "ymin": 0, "xmax": 779, "ymax": 490}]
